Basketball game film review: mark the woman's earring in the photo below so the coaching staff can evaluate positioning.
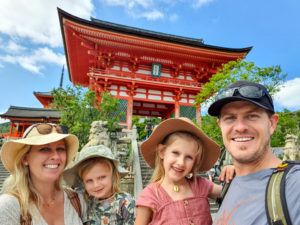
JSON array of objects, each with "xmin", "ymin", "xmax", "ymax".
[{"xmin": 186, "ymin": 173, "xmax": 193, "ymax": 179}]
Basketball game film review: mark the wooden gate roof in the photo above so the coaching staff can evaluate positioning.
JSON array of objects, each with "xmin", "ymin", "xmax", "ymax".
[{"xmin": 58, "ymin": 8, "xmax": 251, "ymax": 86}]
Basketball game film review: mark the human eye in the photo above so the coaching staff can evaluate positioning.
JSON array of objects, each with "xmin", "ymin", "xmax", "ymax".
[
  {"xmin": 56, "ymin": 147, "xmax": 66, "ymax": 153},
  {"xmin": 221, "ymin": 115, "xmax": 235, "ymax": 123},
  {"xmin": 39, "ymin": 147, "xmax": 51, "ymax": 153},
  {"xmin": 186, "ymin": 155, "xmax": 194, "ymax": 161},
  {"xmin": 171, "ymin": 150, "xmax": 179, "ymax": 155},
  {"xmin": 84, "ymin": 179, "xmax": 92, "ymax": 184},
  {"xmin": 247, "ymin": 113, "xmax": 260, "ymax": 120}
]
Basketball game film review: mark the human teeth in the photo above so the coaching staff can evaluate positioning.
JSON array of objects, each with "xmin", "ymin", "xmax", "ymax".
[
  {"xmin": 233, "ymin": 137, "xmax": 253, "ymax": 142},
  {"xmin": 45, "ymin": 164, "xmax": 59, "ymax": 169}
]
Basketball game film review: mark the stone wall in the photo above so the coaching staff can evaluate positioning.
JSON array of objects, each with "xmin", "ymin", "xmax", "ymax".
[
  {"xmin": 84, "ymin": 121, "xmax": 134, "ymax": 194},
  {"xmin": 283, "ymin": 134, "xmax": 300, "ymax": 161}
]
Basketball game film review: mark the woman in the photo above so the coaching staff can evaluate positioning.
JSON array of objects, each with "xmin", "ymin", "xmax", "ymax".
[{"xmin": 0, "ymin": 123, "xmax": 85, "ymax": 225}]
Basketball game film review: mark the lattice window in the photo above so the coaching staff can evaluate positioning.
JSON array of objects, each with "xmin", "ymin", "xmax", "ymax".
[
  {"xmin": 109, "ymin": 99, "xmax": 127, "ymax": 122},
  {"xmin": 180, "ymin": 106, "xmax": 196, "ymax": 120}
]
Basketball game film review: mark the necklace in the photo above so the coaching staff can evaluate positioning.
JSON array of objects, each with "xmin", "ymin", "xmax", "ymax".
[
  {"xmin": 173, "ymin": 185, "xmax": 180, "ymax": 192},
  {"xmin": 42, "ymin": 192, "xmax": 56, "ymax": 207},
  {"xmin": 43, "ymin": 197, "xmax": 55, "ymax": 207}
]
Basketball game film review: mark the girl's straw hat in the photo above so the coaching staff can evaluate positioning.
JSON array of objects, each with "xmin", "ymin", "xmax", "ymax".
[
  {"xmin": 141, "ymin": 117, "xmax": 220, "ymax": 172},
  {"xmin": 63, "ymin": 145, "xmax": 128, "ymax": 187},
  {"xmin": 0, "ymin": 123, "xmax": 79, "ymax": 172}
]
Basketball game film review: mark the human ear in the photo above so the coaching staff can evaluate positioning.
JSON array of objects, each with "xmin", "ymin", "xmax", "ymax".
[
  {"xmin": 21, "ymin": 156, "xmax": 29, "ymax": 166},
  {"xmin": 269, "ymin": 113, "xmax": 279, "ymax": 135},
  {"xmin": 158, "ymin": 144, "xmax": 165, "ymax": 159}
]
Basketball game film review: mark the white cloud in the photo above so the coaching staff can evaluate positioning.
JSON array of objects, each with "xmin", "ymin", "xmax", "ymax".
[
  {"xmin": 0, "ymin": 47, "xmax": 65, "ymax": 74},
  {"xmin": 140, "ymin": 10, "xmax": 164, "ymax": 20},
  {"xmin": 192, "ymin": 0, "xmax": 215, "ymax": 8},
  {"xmin": 274, "ymin": 77, "xmax": 300, "ymax": 111},
  {"xmin": 0, "ymin": 0, "xmax": 94, "ymax": 47}
]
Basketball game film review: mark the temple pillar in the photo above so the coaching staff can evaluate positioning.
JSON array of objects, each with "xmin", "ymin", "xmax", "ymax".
[
  {"xmin": 196, "ymin": 105, "xmax": 201, "ymax": 126},
  {"xmin": 174, "ymin": 101, "xmax": 180, "ymax": 118},
  {"xmin": 127, "ymin": 96, "xmax": 133, "ymax": 129}
]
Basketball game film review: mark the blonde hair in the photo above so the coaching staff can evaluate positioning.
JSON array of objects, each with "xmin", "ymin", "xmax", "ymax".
[
  {"xmin": 78, "ymin": 157, "xmax": 121, "ymax": 195},
  {"xmin": 150, "ymin": 131, "xmax": 203, "ymax": 183},
  {"xmin": 1, "ymin": 144, "xmax": 64, "ymax": 218}
]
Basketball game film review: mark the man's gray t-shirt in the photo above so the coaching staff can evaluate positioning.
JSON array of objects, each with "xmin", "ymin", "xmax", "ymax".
[{"xmin": 213, "ymin": 165, "xmax": 300, "ymax": 225}]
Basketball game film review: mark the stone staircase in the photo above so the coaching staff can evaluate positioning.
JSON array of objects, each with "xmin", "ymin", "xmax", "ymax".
[
  {"xmin": 139, "ymin": 149, "xmax": 154, "ymax": 188},
  {"xmin": 0, "ymin": 161, "xmax": 9, "ymax": 191},
  {"xmin": 138, "ymin": 149, "xmax": 219, "ymax": 213}
]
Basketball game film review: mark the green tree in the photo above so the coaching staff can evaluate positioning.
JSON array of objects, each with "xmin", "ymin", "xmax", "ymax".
[
  {"xmin": 200, "ymin": 115, "xmax": 222, "ymax": 146},
  {"xmin": 272, "ymin": 109, "xmax": 300, "ymax": 147},
  {"xmin": 196, "ymin": 59, "xmax": 286, "ymax": 105},
  {"xmin": 51, "ymin": 86, "xmax": 122, "ymax": 148}
]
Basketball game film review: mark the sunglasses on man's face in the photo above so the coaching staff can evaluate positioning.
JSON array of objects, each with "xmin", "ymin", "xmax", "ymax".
[
  {"xmin": 216, "ymin": 85, "xmax": 273, "ymax": 107},
  {"xmin": 23, "ymin": 123, "xmax": 64, "ymax": 138}
]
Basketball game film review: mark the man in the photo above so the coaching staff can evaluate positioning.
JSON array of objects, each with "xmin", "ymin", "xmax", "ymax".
[{"xmin": 208, "ymin": 80, "xmax": 300, "ymax": 225}]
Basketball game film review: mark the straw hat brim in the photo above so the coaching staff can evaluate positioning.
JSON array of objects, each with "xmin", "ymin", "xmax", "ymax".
[
  {"xmin": 141, "ymin": 118, "xmax": 220, "ymax": 172},
  {"xmin": 63, "ymin": 152, "xmax": 128, "ymax": 188},
  {"xmin": 0, "ymin": 133, "xmax": 79, "ymax": 173}
]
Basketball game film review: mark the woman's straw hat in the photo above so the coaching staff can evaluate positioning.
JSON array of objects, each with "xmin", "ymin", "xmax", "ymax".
[
  {"xmin": 141, "ymin": 117, "xmax": 220, "ymax": 172},
  {"xmin": 0, "ymin": 123, "xmax": 79, "ymax": 172},
  {"xmin": 63, "ymin": 145, "xmax": 128, "ymax": 187}
]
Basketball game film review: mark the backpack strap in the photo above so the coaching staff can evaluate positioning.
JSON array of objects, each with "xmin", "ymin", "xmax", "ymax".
[
  {"xmin": 265, "ymin": 161, "xmax": 298, "ymax": 225},
  {"xmin": 216, "ymin": 178, "xmax": 233, "ymax": 207},
  {"xmin": 64, "ymin": 188, "xmax": 82, "ymax": 219}
]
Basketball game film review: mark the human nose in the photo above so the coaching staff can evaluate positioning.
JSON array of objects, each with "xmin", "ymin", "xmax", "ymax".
[
  {"xmin": 176, "ymin": 155, "xmax": 185, "ymax": 166},
  {"xmin": 50, "ymin": 149, "xmax": 60, "ymax": 160},
  {"xmin": 233, "ymin": 118, "xmax": 248, "ymax": 132}
]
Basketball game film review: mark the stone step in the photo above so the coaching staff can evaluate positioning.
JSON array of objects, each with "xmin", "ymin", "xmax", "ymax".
[{"xmin": 0, "ymin": 161, "xmax": 9, "ymax": 190}]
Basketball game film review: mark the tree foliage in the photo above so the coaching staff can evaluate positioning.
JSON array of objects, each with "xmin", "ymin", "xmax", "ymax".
[
  {"xmin": 200, "ymin": 115, "xmax": 222, "ymax": 146},
  {"xmin": 196, "ymin": 59, "xmax": 287, "ymax": 105},
  {"xmin": 271, "ymin": 109, "xmax": 300, "ymax": 147},
  {"xmin": 132, "ymin": 116, "xmax": 161, "ymax": 140},
  {"xmin": 51, "ymin": 86, "xmax": 122, "ymax": 148}
]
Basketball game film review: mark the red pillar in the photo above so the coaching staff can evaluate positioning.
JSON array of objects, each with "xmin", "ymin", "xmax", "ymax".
[
  {"xmin": 127, "ymin": 96, "xmax": 133, "ymax": 129},
  {"xmin": 196, "ymin": 105, "xmax": 201, "ymax": 126},
  {"xmin": 174, "ymin": 100, "xmax": 180, "ymax": 118}
]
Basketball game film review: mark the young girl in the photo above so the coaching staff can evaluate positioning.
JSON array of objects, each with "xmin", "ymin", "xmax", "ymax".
[
  {"xmin": 135, "ymin": 117, "xmax": 223, "ymax": 225},
  {"xmin": 63, "ymin": 144, "xmax": 135, "ymax": 225}
]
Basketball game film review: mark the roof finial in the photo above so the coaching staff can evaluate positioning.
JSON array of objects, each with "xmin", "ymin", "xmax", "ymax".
[{"xmin": 59, "ymin": 64, "xmax": 64, "ymax": 88}]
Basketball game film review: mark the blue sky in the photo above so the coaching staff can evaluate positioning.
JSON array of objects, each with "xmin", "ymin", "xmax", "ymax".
[{"xmin": 0, "ymin": 0, "xmax": 299, "ymax": 123}]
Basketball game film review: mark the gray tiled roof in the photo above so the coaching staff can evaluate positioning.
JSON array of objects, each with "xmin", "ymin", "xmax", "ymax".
[{"xmin": 0, "ymin": 106, "xmax": 60, "ymax": 119}]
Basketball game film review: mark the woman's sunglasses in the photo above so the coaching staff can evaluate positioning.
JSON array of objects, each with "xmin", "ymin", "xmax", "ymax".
[{"xmin": 23, "ymin": 123, "xmax": 64, "ymax": 138}]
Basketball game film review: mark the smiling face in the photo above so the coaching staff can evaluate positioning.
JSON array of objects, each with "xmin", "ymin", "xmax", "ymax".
[
  {"xmin": 159, "ymin": 134, "xmax": 199, "ymax": 184},
  {"xmin": 81, "ymin": 160, "xmax": 114, "ymax": 200},
  {"xmin": 23, "ymin": 140, "xmax": 67, "ymax": 184},
  {"xmin": 218, "ymin": 101, "xmax": 278, "ymax": 165}
]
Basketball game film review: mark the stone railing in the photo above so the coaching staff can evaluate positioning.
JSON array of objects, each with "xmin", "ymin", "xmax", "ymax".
[{"xmin": 131, "ymin": 126, "xmax": 143, "ymax": 198}]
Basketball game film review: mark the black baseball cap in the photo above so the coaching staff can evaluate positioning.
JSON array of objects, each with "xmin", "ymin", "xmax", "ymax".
[{"xmin": 208, "ymin": 80, "xmax": 275, "ymax": 117}]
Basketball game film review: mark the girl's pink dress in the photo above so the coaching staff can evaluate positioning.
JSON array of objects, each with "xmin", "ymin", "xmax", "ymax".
[{"xmin": 136, "ymin": 176, "xmax": 213, "ymax": 225}]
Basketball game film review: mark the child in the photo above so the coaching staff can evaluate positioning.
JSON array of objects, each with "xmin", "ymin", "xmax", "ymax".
[
  {"xmin": 135, "ymin": 117, "xmax": 223, "ymax": 225},
  {"xmin": 63, "ymin": 144, "xmax": 135, "ymax": 225}
]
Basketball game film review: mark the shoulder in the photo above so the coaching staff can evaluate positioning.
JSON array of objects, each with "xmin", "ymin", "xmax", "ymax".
[
  {"xmin": 0, "ymin": 194, "xmax": 20, "ymax": 210},
  {"xmin": 286, "ymin": 164, "xmax": 300, "ymax": 185},
  {"xmin": 0, "ymin": 194, "xmax": 20, "ymax": 224},
  {"xmin": 137, "ymin": 183, "xmax": 158, "ymax": 199},
  {"xmin": 192, "ymin": 176, "xmax": 213, "ymax": 194},
  {"xmin": 116, "ymin": 192, "xmax": 135, "ymax": 205},
  {"xmin": 136, "ymin": 183, "xmax": 160, "ymax": 209}
]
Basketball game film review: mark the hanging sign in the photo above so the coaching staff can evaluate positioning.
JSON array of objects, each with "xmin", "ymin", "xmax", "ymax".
[{"xmin": 151, "ymin": 63, "xmax": 161, "ymax": 77}]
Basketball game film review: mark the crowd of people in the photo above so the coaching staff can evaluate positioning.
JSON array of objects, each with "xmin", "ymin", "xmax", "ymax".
[{"xmin": 0, "ymin": 80, "xmax": 299, "ymax": 225}]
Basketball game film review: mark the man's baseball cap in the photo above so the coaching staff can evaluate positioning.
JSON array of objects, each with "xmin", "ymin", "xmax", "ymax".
[{"xmin": 208, "ymin": 80, "xmax": 275, "ymax": 117}]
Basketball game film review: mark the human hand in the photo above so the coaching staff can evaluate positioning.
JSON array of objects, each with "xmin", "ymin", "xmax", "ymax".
[{"xmin": 218, "ymin": 165, "xmax": 235, "ymax": 183}]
